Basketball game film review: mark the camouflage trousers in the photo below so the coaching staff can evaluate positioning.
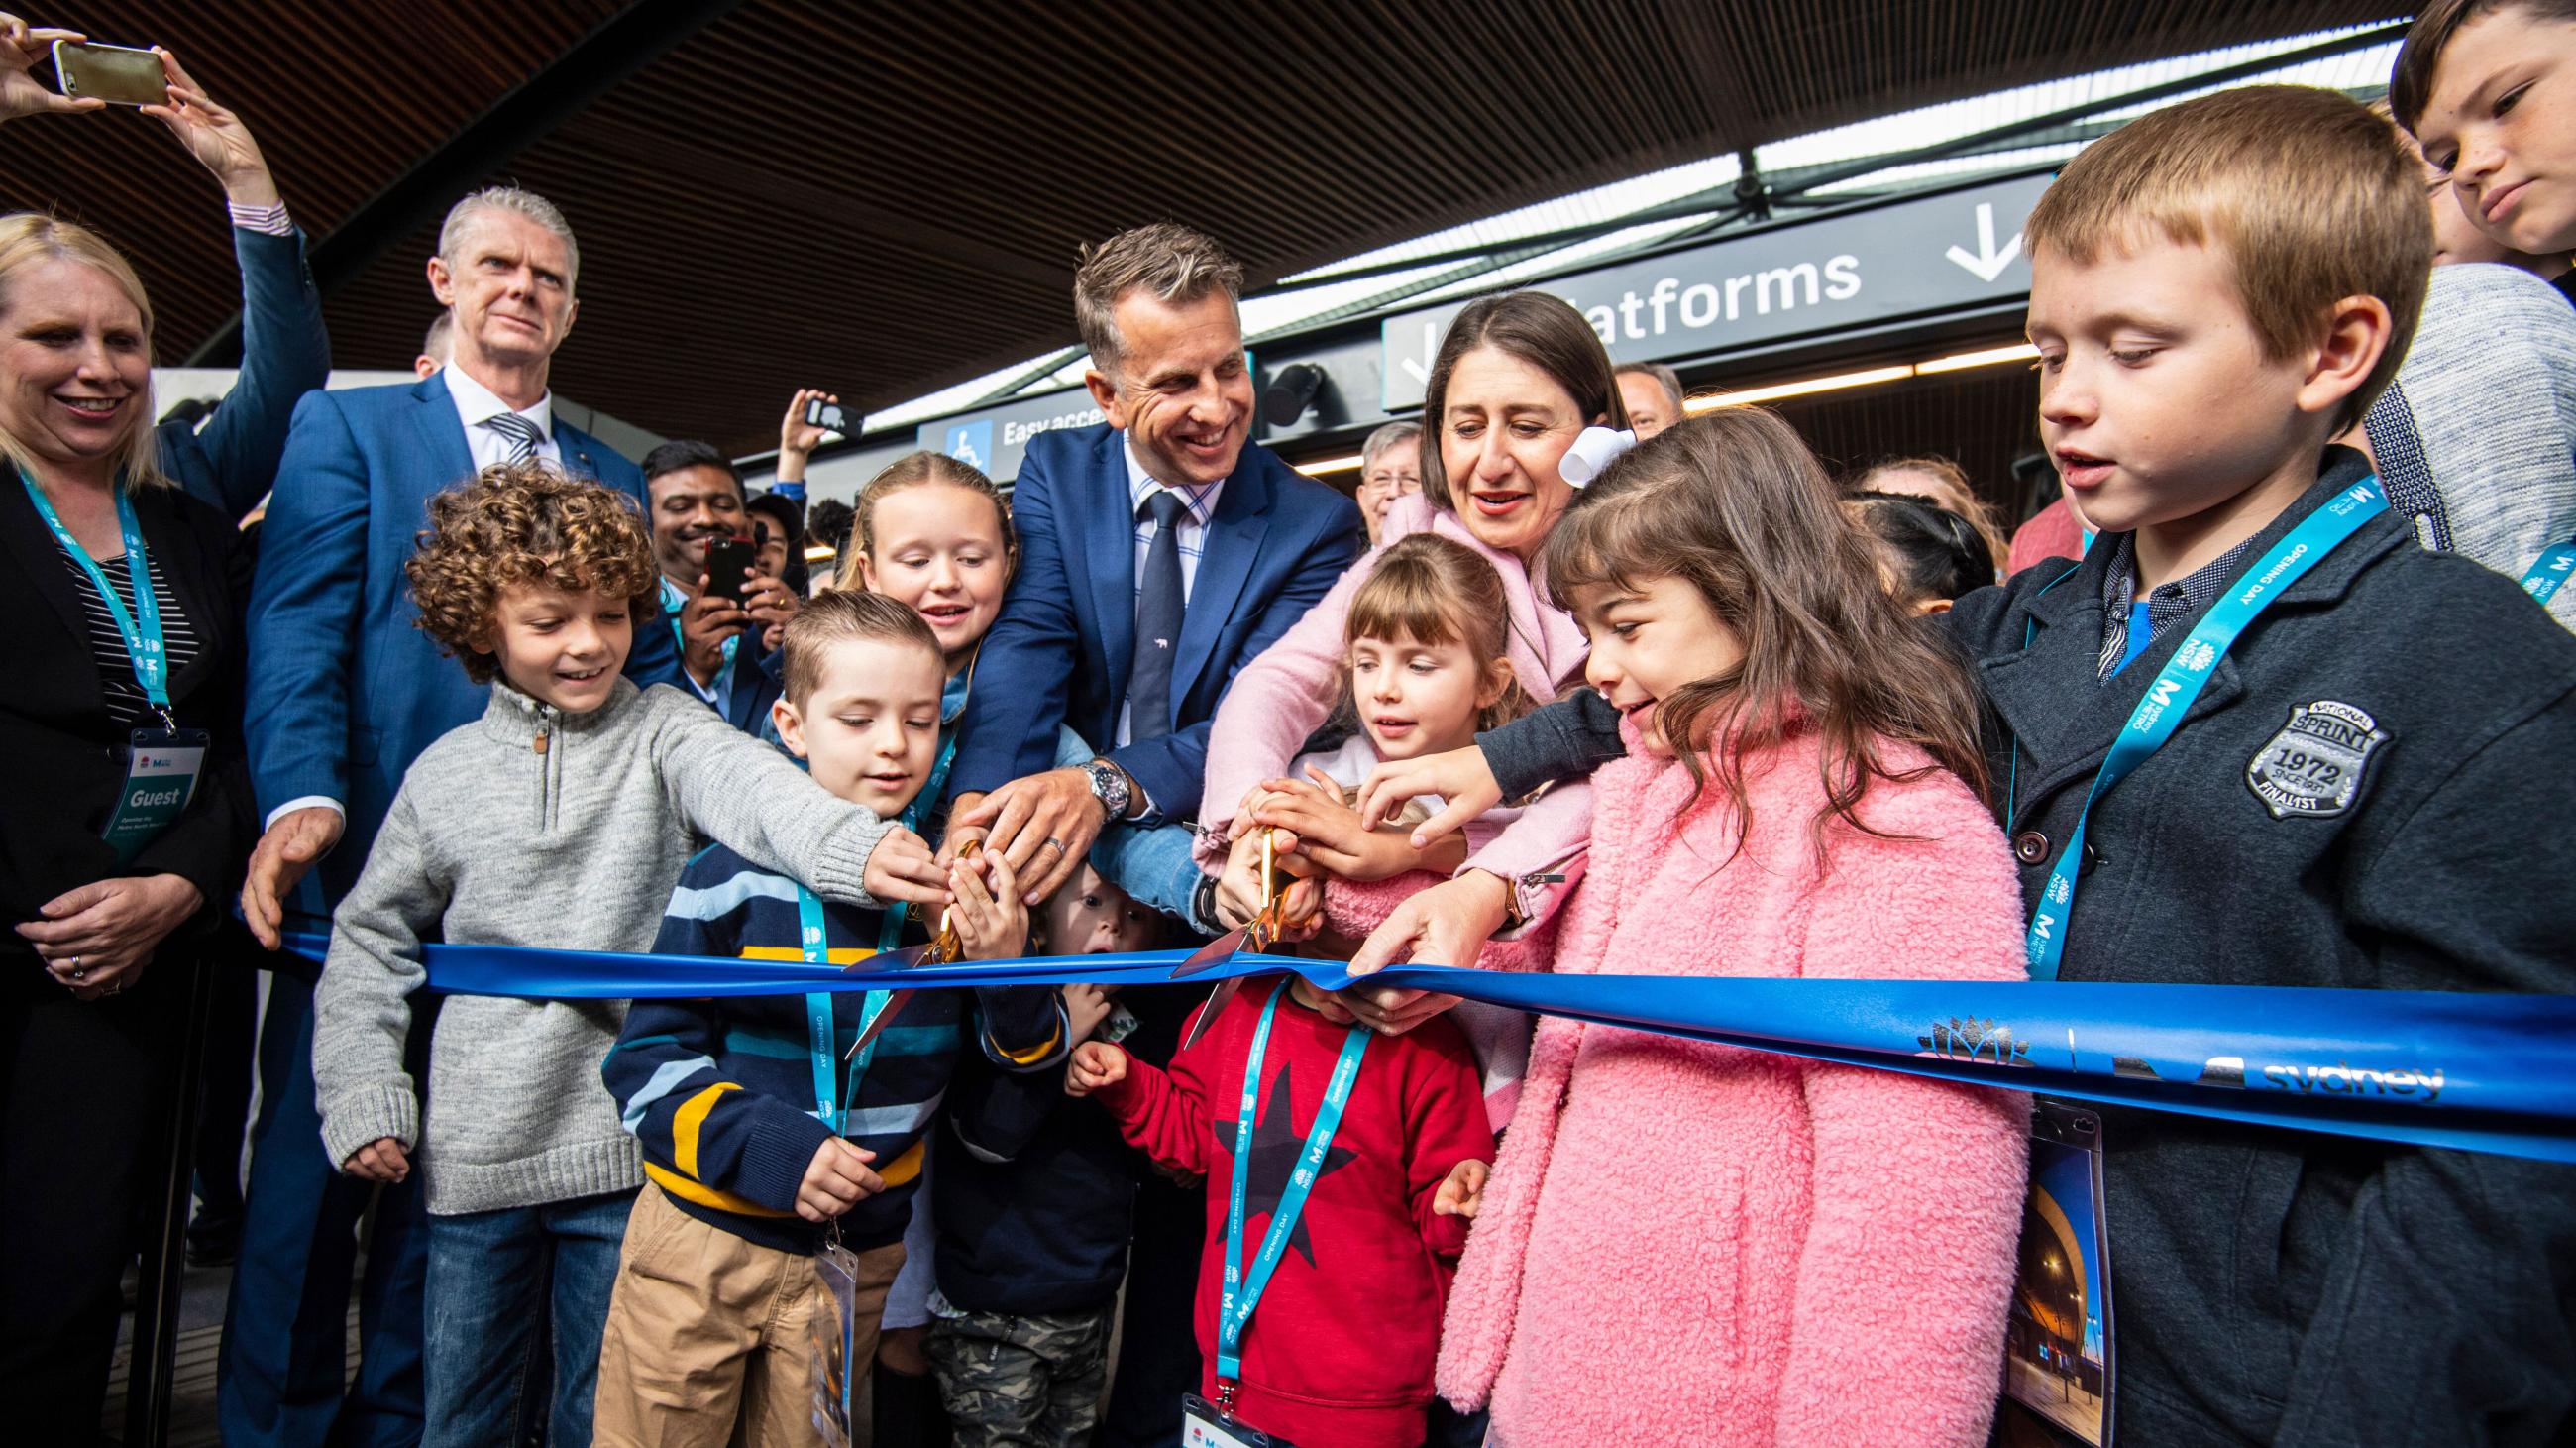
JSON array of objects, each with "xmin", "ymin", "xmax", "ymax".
[{"xmin": 922, "ymin": 1294, "xmax": 1115, "ymax": 1448}]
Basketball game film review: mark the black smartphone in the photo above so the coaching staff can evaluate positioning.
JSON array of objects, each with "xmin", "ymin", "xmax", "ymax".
[
  {"xmin": 702, "ymin": 536, "xmax": 757, "ymax": 611},
  {"xmin": 803, "ymin": 397, "xmax": 850, "ymax": 434}
]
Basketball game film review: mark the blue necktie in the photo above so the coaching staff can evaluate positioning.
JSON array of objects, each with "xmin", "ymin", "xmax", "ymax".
[{"xmin": 1127, "ymin": 490, "xmax": 1189, "ymax": 741}]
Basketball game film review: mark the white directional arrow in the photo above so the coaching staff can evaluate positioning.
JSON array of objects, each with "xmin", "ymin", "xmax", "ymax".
[
  {"xmin": 1398, "ymin": 319, "xmax": 1440, "ymax": 384},
  {"xmin": 1945, "ymin": 202, "xmax": 2024, "ymax": 282}
]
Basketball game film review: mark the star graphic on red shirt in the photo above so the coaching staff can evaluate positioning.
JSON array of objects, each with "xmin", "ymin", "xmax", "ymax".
[{"xmin": 1215, "ymin": 1059, "xmax": 1357, "ymax": 1268}]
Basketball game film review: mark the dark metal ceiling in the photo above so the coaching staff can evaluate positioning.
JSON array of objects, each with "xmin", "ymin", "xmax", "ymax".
[{"xmin": 3, "ymin": 0, "xmax": 2406, "ymax": 454}]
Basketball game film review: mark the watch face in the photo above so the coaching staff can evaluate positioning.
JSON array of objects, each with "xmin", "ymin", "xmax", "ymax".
[{"xmin": 1088, "ymin": 763, "xmax": 1122, "ymax": 806}]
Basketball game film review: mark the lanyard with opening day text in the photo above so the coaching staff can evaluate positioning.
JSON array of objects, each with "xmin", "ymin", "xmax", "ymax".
[
  {"xmin": 801, "ymin": 735, "xmax": 956, "ymax": 1131},
  {"xmin": 1216, "ymin": 979, "xmax": 1369, "ymax": 1398},
  {"xmin": 2023, "ymin": 477, "xmax": 2387, "ymax": 980},
  {"xmin": 22, "ymin": 470, "xmax": 174, "ymax": 725},
  {"xmin": 799, "ymin": 886, "xmax": 890, "ymax": 1134},
  {"xmin": 2523, "ymin": 538, "xmax": 2575, "ymax": 607}
]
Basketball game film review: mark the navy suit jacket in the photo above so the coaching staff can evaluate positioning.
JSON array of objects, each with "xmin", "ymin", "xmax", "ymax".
[
  {"xmin": 244, "ymin": 372, "xmax": 679, "ymax": 910},
  {"xmin": 159, "ymin": 227, "xmax": 332, "ymax": 523},
  {"xmin": 950, "ymin": 423, "xmax": 1362, "ymax": 818}
]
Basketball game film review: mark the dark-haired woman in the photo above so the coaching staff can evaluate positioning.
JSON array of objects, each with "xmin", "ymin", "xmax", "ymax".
[{"xmin": 1199, "ymin": 291, "xmax": 1628, "ymax": 1029}]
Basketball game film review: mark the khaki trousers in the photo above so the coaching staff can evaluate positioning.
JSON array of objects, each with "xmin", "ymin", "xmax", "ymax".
[{"xmin": 594, "ymin": 1185, "xmax": 905, "ymax": 1447}]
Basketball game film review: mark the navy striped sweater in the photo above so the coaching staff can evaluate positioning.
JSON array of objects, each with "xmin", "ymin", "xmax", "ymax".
[{"xmin": 605, "ymin": 843, "xmax": 1067, "ymax": 1253}]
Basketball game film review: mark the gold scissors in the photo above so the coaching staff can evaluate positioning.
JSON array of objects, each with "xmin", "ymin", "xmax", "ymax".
[
  {"xmin": 1171, "ymin": 830, "xmax": 1293, "ymax": 1050},
  {"xmin": 843, "ymin": 906, "xmax": 959, "ymax": 1059}
]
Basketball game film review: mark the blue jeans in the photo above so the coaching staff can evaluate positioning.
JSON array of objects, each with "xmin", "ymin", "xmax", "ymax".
[
  {"xmin": 219, "ymin": 973, "xmax": 429, "ymax": 1448},
  {"xmin": 423, "ymin": 1188, "xmax": 635, "ymax": 1448}
]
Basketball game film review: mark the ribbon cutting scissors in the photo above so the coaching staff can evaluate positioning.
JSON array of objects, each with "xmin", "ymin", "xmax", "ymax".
[
  {"xmin": 841, "ymin": 907, "xmax": 960, "ymax": 1058},
  {"xmin": 1171, "ymin": 830, "xmax": 1296, "ymax": 1051}
]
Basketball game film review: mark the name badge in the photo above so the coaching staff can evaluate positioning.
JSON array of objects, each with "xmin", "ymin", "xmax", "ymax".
[
  {"xmin": 1998, "ymin": 1102, "xmax": 2116, "ymax": 1448},
  {"xmin": 1183, "ymin": 1393, "xmax": 1285, "ymax": 1448},
  {"xmin": 101, "ymin": 728, "xmax": 208, "ymax": 865},
  {"xmin": 807, "ymin": 1239, "xmax": 864, "ymax": 1448}
]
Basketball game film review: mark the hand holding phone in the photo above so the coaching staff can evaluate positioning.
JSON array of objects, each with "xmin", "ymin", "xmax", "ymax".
[
  {"xmin": 701, "ymin": 537, "xmax": 758, "ymax": 615},
  {"xmin": 803, "ymin": 397, "xmax": 851, "ymax": 436},
  {"xmin": 1, "ymin": 17, "xmax": 104, "ymax": 122},
  {"xmin": 53, "ymin": 39, "xmax": 166, "ymax": 107}
]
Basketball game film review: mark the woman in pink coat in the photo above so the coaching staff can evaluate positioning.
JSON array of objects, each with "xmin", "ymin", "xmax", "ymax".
[
  {"xmin": 1437, "ymin": 411, "xmax": 2029, "ymax": 1447},
  {"xmin": 1200, "ymin": 292, "xmax": 1629, "ymax": 950}
]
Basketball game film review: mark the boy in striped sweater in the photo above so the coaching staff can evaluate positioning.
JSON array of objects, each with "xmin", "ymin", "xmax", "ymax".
[{"xmin": 596, "ymin": 592, "xmax": 1066, "ymax": 1446}]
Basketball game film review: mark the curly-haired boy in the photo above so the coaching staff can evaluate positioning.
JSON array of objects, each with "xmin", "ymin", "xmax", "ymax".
[{"xmin": 308, "ymin": 462, "xmax": 953, "ymax": 1444}]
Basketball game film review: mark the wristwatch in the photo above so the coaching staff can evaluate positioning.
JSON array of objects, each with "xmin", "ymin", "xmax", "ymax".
[{"xmin": 1081, "ymin": 758, "xmax": 1131, "ymax": 820}]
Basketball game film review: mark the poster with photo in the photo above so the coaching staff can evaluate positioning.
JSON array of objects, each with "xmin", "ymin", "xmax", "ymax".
[{"xmin": 1996, "ymin": 1103, "xmax": 2114, "ymax": 1448}]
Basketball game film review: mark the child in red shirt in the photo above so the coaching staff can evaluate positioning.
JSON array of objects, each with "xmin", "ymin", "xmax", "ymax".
[{"xmin": 1067, "ymin": 974, "xmax": 1493, "ymax": 1448}]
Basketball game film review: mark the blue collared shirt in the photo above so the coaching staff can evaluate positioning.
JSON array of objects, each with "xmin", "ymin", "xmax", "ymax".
[{"xmin": 1119, "ymin": 438, "xmax": 1225, "ymax": 747}]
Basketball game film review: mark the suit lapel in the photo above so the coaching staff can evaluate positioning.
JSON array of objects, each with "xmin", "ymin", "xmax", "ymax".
[
  {"xmin": 138, "ymin": 495, "xmax": 225, "ymax": 702},
  {"xmin": 0, "ymin": 476, "xmax": 95, "ymax": 666},
  {"xmin": 1085, "ymin": 430, "xmax": 1137, "ymax": 689},
  {"xmin": 408, "ymin": 373, "xmax": 477, "ymax": 492},
  {"xmin": 1173, "ymin": 461, "xmax": 1270, "ymax": 709},
  {"xmin": 555, "ymin": 417, "xmax": 601, "ymax": 481}
]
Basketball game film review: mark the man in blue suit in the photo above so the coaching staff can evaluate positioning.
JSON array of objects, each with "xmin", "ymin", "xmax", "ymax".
[
  {"xmin": 943, "ymin": 222, "xmax": 1359, "ymax": 1448},
  {"xmin": 224, "ymin": 186, "xmax": 676, "ymax": 1448},
  {"xmin": 945, "ymin": 222, "xmax": 1361, "ymax": 911}
]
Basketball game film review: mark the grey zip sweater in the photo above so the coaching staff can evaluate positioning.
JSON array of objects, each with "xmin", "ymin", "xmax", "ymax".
[{"xmin": 311, "ymin": 677, "xmax": 898, "ymax": 1214}]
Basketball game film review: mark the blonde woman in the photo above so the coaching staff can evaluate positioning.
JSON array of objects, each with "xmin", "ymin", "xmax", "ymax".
[{"xmin": 0, "ymin": 212, "xmax": 257, "ymax": 1436}]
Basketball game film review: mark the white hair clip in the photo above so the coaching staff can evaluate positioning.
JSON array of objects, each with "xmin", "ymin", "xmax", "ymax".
[{"xmin": 1559, "ymin": 426, "xmax": 1638, "ymax": 488}]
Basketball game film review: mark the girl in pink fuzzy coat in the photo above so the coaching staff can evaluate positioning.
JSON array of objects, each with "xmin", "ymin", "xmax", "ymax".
[{"xmin": 1435, "ymin": 409, "xmax": 2031, "ymax": 1448}]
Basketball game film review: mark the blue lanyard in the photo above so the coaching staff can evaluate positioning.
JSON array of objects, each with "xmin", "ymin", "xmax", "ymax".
[
  {"xmin": 857, "ymin": 734, "xmax": 954, "ymax": 956},
  {"xmin": 1217, "ymin": 980, "xmax": 1369, "ymax": 1385},
  {"xmin": 800, "ymin": 734, "xmax": 956, "ymax": 1132},
  {"xmin": 2024, "ymin": 478, "xmax": 2388, "ymax": 979},
  {"xmin": 21, "ymin": 471, "xmax": 172, "ymax": 719},
  {"xmin": 2522, "ymin": 538, "xmax": 2576, "ymax": 607},
  {"xmin": 799, "ymin": 888, "xmax": 891, "ymax": 1134}
]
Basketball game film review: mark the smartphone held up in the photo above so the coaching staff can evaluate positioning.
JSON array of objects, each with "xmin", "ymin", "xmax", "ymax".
[
  {"xmin": 53, "ymin": 40, "xmax": 166, "ymax": 107},
  {"xmin": 702, "ymin": 536, "xmax": 758, "ymax": 613}
]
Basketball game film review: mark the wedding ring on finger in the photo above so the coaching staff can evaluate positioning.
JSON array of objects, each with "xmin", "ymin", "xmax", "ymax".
[
  {"xmin": 67, "ymin": 956, "xmax": 85, "ymax": 982},
  {"xmin": 1040, "ymin": 836, "xmax": 1066, "ymax": 857}
]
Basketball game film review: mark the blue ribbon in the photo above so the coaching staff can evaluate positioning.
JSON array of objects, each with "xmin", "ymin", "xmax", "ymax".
[{"xmin": 278, "ymin": 933, "xmax": 2576, "ymax": 1164}]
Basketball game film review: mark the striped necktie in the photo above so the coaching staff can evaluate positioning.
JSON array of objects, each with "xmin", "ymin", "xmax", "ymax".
[{"xmin": 485, "ymin": 412, "xmax": 544, "ymax": 465}]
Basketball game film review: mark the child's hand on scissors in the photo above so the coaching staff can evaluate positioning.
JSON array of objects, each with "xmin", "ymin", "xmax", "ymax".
[{"xmin": 949, "ymin": 849, "xmax": 1027, "ymax": 961}]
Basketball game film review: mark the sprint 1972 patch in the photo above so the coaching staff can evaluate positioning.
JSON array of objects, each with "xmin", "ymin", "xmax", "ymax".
[{"xmin": 2246, "ymin": 700, "xmax": 2386, "ymax": 820}]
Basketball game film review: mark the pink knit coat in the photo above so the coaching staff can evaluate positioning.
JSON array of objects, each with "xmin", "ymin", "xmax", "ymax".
[{"xmin": 1437, "ymin": 724, "xmax": 2030, "ymax": 1448}]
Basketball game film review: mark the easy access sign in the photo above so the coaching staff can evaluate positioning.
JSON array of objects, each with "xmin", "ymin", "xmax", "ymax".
[
  {"xmin": 1380, "ymin": 171, "xmax": 2052, "ymax": 411},
  {"xmin": 914, "ymin": 386, "xmax": 1107, "ymax": 483}
]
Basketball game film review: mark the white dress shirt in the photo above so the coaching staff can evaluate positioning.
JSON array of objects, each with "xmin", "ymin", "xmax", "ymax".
[{"xmin": 443, "ymin": 361, "xmax": 562, "ymax": 470}]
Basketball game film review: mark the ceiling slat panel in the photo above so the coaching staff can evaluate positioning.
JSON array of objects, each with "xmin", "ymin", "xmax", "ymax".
[{"xmin": 2, "ymin": 1, "xmax": 2402, "ymax": 449}]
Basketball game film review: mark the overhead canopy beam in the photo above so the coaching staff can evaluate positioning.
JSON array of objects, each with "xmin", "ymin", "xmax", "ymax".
[
  {"xmin": 184, "ymin": 0, "xmax": 746, "ymax": 366},
  {"xmin": 1257, "ymin": 19, "xmax": 2410, "ymax": 298}
]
